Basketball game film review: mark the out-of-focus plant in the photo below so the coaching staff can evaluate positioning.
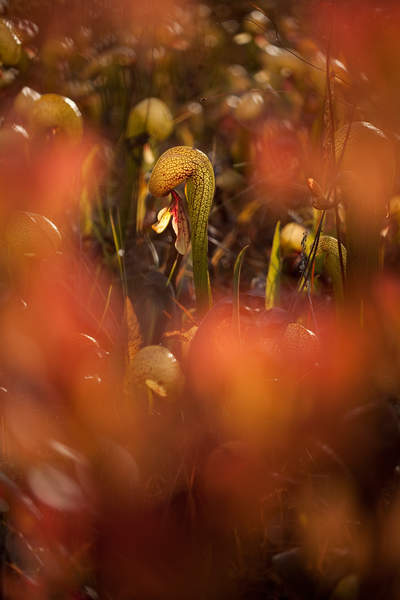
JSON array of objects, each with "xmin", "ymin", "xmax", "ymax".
[
  {"xmin": 4, "ymin": 210, "xmax": 62, "ymax": 260},
  {"xmin": 129, "ymin": 344, "xmax": 184, "ymax": 404},
  {"xmin": 126, "ymin": 97, "xmax": 173, "ymax": 143},
  {"xmin": 315, "ymin": 235, "xmax": 347, "ymax": 302},
  {"xmin": 29, "ymin": 93, "xmax": 83, "ymax": 142},
  {"xmin": 126, "ymin": 97, "xmax": 174, "ymax": 232},
  {"xmin": 0, "ymin": 16, "xmax": 37, "ymax": 88},
  {"xmin": 13, "ymin": 85, "xmax": 41, "ymax": 121},
  {"xmin": 0, "ymin": 18, "xmax": 22, "ymax": 65},
  {"xmin": 280, "ymin": 222, "xmax": 310, "ymax": 256}
]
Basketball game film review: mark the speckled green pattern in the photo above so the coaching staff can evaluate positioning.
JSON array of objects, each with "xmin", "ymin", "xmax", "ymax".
[
  {"xmin": 149, "ymin": 146, "xmax": 215, "ymax": 311},
  {"xmin": 317, "ymin": 235, "xmax": 347, "ymax": 268}
]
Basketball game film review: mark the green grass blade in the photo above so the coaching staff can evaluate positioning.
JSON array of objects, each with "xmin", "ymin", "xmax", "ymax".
[
  {"xmin": 109, "ymin": 208, "xmax": 128, "ymax": 296},
  {"xmin": 166, "ymin": 254, "xmax": 179, "ymax": 287},
  {"xmin": 265, "ymin": 221, "xmax": 281, "ymax": 310},
  {"xmin": 97, "ymin": 283, "xmax": 113, "ymax": 335},
  {"xmin": 233, "ymin": 244, "xmax": 249, "ymax": 337}
]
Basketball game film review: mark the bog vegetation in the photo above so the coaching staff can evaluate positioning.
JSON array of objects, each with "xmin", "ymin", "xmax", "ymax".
[{"xmin": 1, "ymin": 1, "xmax": 400, "ymax": 599}]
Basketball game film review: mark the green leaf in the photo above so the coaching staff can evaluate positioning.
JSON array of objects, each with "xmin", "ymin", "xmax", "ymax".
[
  {"xmin": 233, "ymin": 244, "xmax": 249, "ymax": 338},
  {"xmin": 265, "ymin": 221, "xmax": 281, "ymax": 309}
]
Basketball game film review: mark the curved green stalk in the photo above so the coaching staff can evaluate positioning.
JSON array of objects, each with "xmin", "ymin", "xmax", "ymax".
[{"xmin": 149, "ymin": 145, "xmax": 215, "ymax": 312}]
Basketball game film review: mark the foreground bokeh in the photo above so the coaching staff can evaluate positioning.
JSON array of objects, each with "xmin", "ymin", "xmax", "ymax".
[{"xmin": 1, "ymin": 1, "xmax": 400, "ymax": 599}]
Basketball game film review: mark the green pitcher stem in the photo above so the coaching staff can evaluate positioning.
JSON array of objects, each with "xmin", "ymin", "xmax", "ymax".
[{"xmin": 149, "ymin": 146, "xmax": 215, "ymax": 313}]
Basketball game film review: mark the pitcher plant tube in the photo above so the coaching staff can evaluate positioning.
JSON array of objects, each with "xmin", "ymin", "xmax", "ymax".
[{"xmin": 149, "ymin": 145, "xmax": 215, "ymax": 313}]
